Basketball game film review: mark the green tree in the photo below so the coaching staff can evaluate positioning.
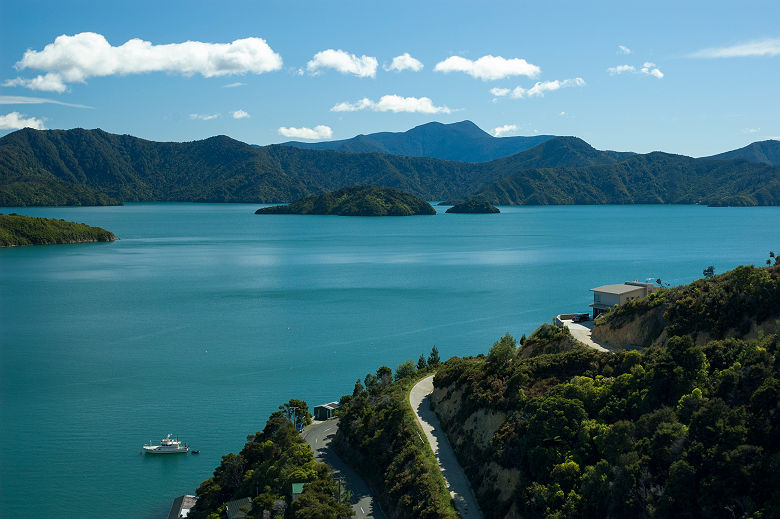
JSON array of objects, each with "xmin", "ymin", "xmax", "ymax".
[
  {"xmin": 352, "ymin": 378, "xmax": 364, "ymax": 397},
  {"xmin": 703, "ymin": 265, "xmax": 715, "ymax": 278},
  {"xmin": 394, "ymin": 360, "xmax": 417, "ymax": 381},
  {"xmin": 428, "ymin": 345, "xmax": 440, "ymax": 366},
  {"xmin": 487, "ymin": 333, "xmax": 516, "ymax": 370},
  {"xmin": 417, "ymin": 354, "xmax": 427, "ymax": 370}
]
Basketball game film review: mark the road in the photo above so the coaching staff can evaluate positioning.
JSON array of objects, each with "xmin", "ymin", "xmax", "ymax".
[
  {"xmin": 409, "ymin": 375, "xmax": 484, "ymax": 519},
  {"xmin": 560, "ymin": 319, "xmax": 609, "ymax": 352},
  {"xmin": 301, "ymin": 418, "xmax": 386, "ymax": 519}
]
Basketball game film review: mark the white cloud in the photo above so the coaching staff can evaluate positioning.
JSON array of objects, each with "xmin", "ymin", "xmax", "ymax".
[
  {"xmin": 3, "ymin": 73, "xmax": 68, "ymax": 93},
  {"xmin": 640, "ymin": 62, "xmax": 664, "ymax": 78},
  {"xmin": 278, "ymin": 125, "xmax": 333, "ymax": 140},
  {"xmin": 741, "ymin": 127, "xmax": 760, "ymax": 134},
  {"xmin": 7, "ymin": 32, "xmax": 282, "ymax": 92},
  {"xmin": 189, "ymin": 113, "xmax": 220, "ymax": 121},
  {"xmin": 618, "ymin": 45, "xmax": 632, "ymax": 55},
  {"xmin": 492, "ymin": 77, "xmax": 586, "ymax": 99},
  {"xmin": 0, "ymin": 111, "xmax": 46, "ymax": 130},
  {"xmin": 384, "ymin": 53, "xmax": 423, "ymax": 72},
  {"xmin": 608, "ymin": 64, "xmax": 636, "ymax": 75},
  {"xmin": 434, "ymin": 55, "xmax": 540, "ymax": 81},
  {"xmin": 689, "ymin": 38, "xmax": 780, "ymax": 58},
  {"xmin": 223, "ymin": 82, "xmax": 245, "ymax": 88},
  {"xmin": 491, "ymin": 124, "xmax": 518, "ymax": 137},
  {"xmin": 231, "ymin": 109, "xmax": 250, "ymax": 119},
  {"xmin": 0, "ymin": 95, "xmax": 92, "ymax": 108},
  {"xmin": 306, "ymin": 49, "xmax": 378, "ymax": 78},
  {"xmin": 331, "ymin": 94, "xmax": 451, "ymax": 114},
  {"xmin": 608, "ymin": 62, "xmax": 663, "ymax": 78}
]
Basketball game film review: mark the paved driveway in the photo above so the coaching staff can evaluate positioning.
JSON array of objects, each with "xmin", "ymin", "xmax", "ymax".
[
  {"xmin": 301, "ymin": 419, "xmax": 386, "ymax": 519},
  {"xmin": 410, "ymin": 375, "xmax": 483, "ymax": 519},
  {"xmin": 561, "ymin": 319, "xmax": 609, "ymax": 352}
]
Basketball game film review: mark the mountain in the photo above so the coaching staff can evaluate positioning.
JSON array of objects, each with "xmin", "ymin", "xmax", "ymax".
[
  {"xmin": 1, "ymin": 127, "xmax": 778, "ymax": 207},
  {"xmin": 470, "ymin": 152, "xmax": 780, "ymax": 206},
  {"xmin": 704, "ymin": 139, "xmax": 780, "ymax": 166},
  {"xmin": 279, "ymin": 120, "xmax": 559, "ymax": 162}
]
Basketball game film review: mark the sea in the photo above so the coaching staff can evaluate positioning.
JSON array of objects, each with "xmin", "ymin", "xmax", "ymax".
[{"xmin": 0, "ymin": 202, "xmax": 777, "ymax": 518}]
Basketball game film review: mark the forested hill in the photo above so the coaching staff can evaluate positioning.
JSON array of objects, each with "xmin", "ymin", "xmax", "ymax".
[
  {"xmin": 704, "ymin": 139, "xmax": 780, "ymax": 166},
  {"xmin": 279, "ymin": 120, "xmax": 559, "ymax": 162},
  {"xmin": 2, "ymin": 127, "xmax": 779, "ymax": 207},
  {"xmin": 430, "ymin": 263, "xmax": 780, "ymax": 518},
  {"xmin": 0, "ymin": 213, "xmax": 116, "ymax": 246},
  {"xmin": 470, "ymin": 151, "xmax": 780, "ymax": 206}
]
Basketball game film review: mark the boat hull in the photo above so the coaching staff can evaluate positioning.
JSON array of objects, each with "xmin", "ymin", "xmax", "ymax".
[{"xmin": 143, "ymin": 446, "xmax": 189, "ymax": 454}]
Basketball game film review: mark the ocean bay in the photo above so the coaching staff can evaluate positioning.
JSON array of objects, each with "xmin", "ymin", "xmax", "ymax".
[{"xmin": 0, "ymin": 202, "xmax": 777, "ymax": 518}]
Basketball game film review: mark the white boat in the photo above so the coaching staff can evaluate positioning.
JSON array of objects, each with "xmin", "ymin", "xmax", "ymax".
[{"xmin": 143, "ymin": 434, "xmax": 189, "ymax": 454}]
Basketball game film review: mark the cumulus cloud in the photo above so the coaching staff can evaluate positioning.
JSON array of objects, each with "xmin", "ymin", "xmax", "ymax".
[
  {"xmin": 331, "ymin": 94, "xmax": 451, "ymax": 114},
  {"xmin": 689, "ymin": 38, "xmax": 780, "ymax": 58},
  {"xmin": 491, "ymin": 78, "xmax": 585, "ymax": 99},
  {"xmin": 434, "ymin": 55, "xmax": 540, "ymax": 81},
  {"xmin": 6, "ymin": 32, "xmax": 282, "ymax": 92},
  {"xmin": 618, "ymin": 45, "xmax": 632, "ymax": 55},
  {"xmin": 608, "ymin": 62, "xmax": 663, "ymax": 78},
  {"xmin": 278, "ymin": 125, "xmax": 333, "ymax": 140},
  {"xmin": 231, "ymin": 109, "xmax": 250, "ymax": 119},
  {"xmin": 306, "ymin": 49, "xmax": 378, "ymax": 78},
  {"xmin": 0, "ymin": 111, "xmax": 46, "ymax": 130},
  {"xmin": 0, "ymin": 95, "xmax": 92, "ymax": 108},
  {"xmin": 3, "ymin": 73, "xmax": 68, "ymax": 93},
  {"xmin": 492, "ymin": 124, "xmax": 519, "ymax": 137},
  {"xmin": 189, "ymin": 113, "xmax": 220, "ymax": 121},
  {"xmin": 384, "ymin": 53, "xmax": 423, "ymax": 72}
]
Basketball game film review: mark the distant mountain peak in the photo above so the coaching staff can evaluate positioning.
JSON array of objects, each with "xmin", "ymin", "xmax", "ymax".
[{"xmin": 704, "ymin": 139, "xmax": 780, "ymax": 166}]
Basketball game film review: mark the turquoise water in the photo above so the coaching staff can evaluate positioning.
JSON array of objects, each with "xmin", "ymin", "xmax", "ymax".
[{"xmin": 0, "ymin": 203, "xmax": 777, "ymax": 518}]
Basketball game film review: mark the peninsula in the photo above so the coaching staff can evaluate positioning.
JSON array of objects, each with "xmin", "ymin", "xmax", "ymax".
[
  {"xmin": 0, "ymin": 213, "xmax": 117, "ymax": 247},
  {"xmin": 255, "ymin": 185, "xmax": 436, "ymax": 216}
]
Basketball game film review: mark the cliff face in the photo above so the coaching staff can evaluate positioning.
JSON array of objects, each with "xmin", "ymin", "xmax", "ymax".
[
  {"xmin": 430, "ymin": 381, "xmax": 519, "ymax": 514},
  {"xmin": 591, "ymin": 305, "xmax": 667, "ymax": 348}
]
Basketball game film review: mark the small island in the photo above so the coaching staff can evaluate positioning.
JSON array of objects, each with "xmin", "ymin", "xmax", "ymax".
[
  {"xmin": 255, "ymin": 185, "xmax": 436, "ymax": 216},
  {"xmin": 445, "ymin": 199, "xmax": 500, "ymax": 214},
  {"xmin": 0, "ymin": 213, "xmax": 117, "ymax": 247}
]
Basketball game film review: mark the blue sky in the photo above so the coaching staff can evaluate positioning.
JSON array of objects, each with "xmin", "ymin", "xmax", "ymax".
[{"xmin": 1, "ymin": 0, "xmax": 778, "ymax": 156}]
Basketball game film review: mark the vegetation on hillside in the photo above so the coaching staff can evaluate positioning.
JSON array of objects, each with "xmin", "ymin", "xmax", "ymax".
[
  {"xmin": 599, "ymin": 263, "xmax": 780, "ymax": 345},
  {"xmin": 334, "ymin": 347, "xmax": 458, "ymax": 519},
  {"xmin": 0, "ymin": 213, "xmax": 116, "ymax": 246},
  {"xmin": 431, "ymin": 265, "xmax": 780, "ymax": 519},
  {"xmin": 255, "ymin": 185, "xmax": 436, "ymax": 216},
  {"xmin": 705, "ymin": 139, "xmax": 780, "ymax": 166},
  {"xmin": 444, "ymin": 198, "xmax": 500, "ymax": 214},
  {"xmin": 191, "ymin": 400, "xmax": 352, "ymax": 519},
  {"xmin": 2, "ymin": 127, "xmax": 779, "ymax": 207}
]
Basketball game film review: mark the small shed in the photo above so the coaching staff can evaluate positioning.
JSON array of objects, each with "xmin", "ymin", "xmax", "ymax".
[
  {"xmin": 313, "ymin": 401, "xmax": 341, "ymax": 421},
  {"xmin": 225, "ymin": 497, "xmax": 253, "ymax": 519}
]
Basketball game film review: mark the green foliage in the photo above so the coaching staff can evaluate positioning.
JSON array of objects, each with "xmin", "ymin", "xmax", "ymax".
[
  {"xmin": 703, "ymin": 265, "xmax": 715, "ymax": 278},
  {"xmin": 394, "ymin": 360, "xmax": 417, "ymax": 381},
  {"xmin": 335, "ymin": 367, "xmax": 457, "ymax": 519},
  {"xmin": 417, "ymin": 355, "xmax": 427, "ymax": 370},
  {"xmin": 0, "ymin": 213, "xmax": 116, "ymax": 247},
  {"xmin": 433, "ymin": 324, "xmax": 780, "ymax": 518},
  {"xmin": 427, "ymin": 345, "xmax": 440, "ymax": 366},
  {"xmin": 255, "ymin": 185, "xmax": 436, "ymax": 216},
  {"xmin": 486, "ymin": 333, "xmax": 517, "ymax": 371},
  {"xmin": 190, "ymin": 405, "xmax": 352, "ymax": 519},
  {"xmin": 444, "ymin": 198, "xmax": 500, "ymax": 214},
  {"xmin": 602, "ymin": 264, "xmax": 780, "ymax": 343},
  {"xmin": 280, "ymin": 399, "xmax": 312, "ymax": 427}
]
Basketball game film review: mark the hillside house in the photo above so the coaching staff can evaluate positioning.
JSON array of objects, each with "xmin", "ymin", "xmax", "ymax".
[{"xmin": 590, "ymin": 281, "xmax": 658, "ymax": 318}]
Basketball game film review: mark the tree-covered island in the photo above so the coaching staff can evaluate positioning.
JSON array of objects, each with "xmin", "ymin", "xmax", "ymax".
[
  {"xmin": 255, "ymin": 185, "xmax": 436, "ymax": 216},
  {"xmin": 0, "ymin": 213, "xmax": 117, "ymax": 247},
  {"xmin": 445, "ymin": 198, "xmax": 500, "ymax": 213}
]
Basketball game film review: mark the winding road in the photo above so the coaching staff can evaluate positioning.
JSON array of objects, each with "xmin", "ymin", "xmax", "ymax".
[
  {"xmin": 409, "ymin": 375, "xmax": 484, "ymax": 519},
  {"xmin": 302, "ymin": 419, "xmax": 386, "ymax": 519}
]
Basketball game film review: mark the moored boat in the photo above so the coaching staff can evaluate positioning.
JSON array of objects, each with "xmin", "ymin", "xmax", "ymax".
[{"xmin": 143, "ymin": 434, "xmax": 189, "ymax": 454}]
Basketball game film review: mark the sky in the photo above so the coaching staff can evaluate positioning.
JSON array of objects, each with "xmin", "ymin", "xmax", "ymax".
[{"xmin": 0, "ymin": 0, "xmax": 779, "ymax": 157}]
